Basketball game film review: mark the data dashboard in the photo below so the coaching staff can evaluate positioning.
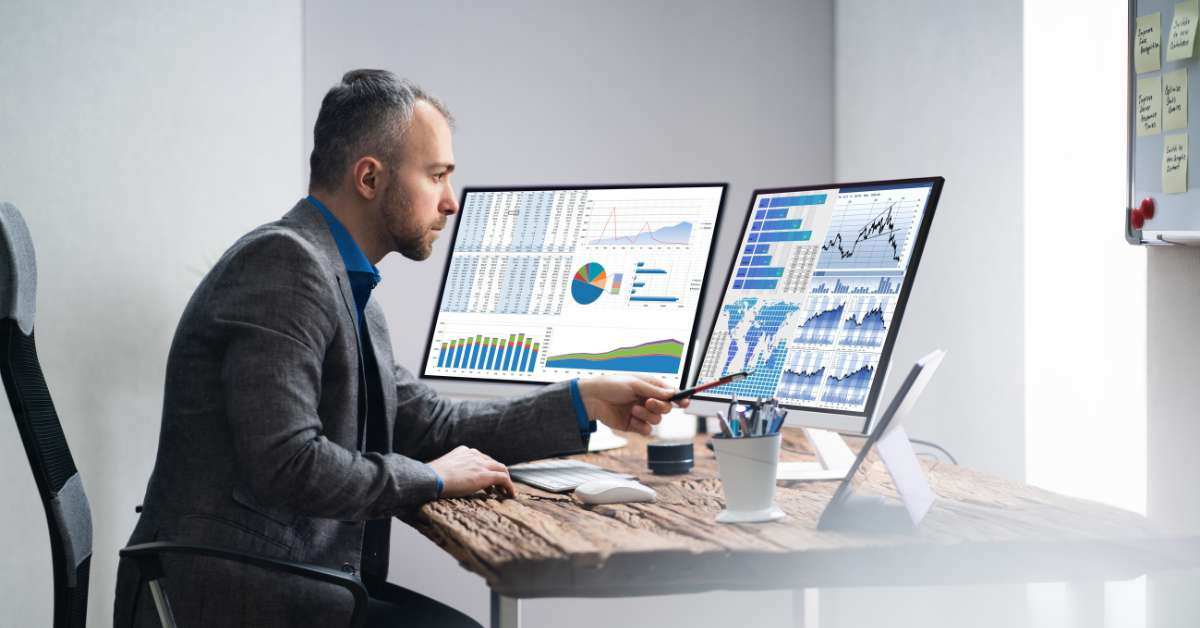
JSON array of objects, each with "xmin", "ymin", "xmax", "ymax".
[
  {"xmin": 423, "ymin": 184, "xmax": 726, "ymax": 387},
  {"xmin": 695, "ymin": 179, "xmax": 940, "ymax": 414}
]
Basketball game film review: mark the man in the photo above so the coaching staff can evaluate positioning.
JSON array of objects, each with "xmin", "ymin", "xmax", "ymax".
[{"xmin": 114, "ymin": 69, "xmax": 682, "ymax": 627}]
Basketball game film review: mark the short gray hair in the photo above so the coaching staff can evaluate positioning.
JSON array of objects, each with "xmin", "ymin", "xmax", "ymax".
[{"xmin": 308, "ymin": 69, "xmax": 453, "ymax": 191}]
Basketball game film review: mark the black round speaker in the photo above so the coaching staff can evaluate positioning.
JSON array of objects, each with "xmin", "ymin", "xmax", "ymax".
[{"xmin": 647, "ymin": 440, "xmax": 694, "ymax": 475}]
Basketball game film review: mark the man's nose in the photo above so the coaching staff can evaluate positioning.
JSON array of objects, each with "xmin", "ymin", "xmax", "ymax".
[{"xmin": 440, "ymin": 187, "xmax": 459, "ymax": 215}]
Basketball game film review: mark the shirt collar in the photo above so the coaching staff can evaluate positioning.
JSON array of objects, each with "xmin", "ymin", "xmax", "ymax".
[{"xmin": 307, "ymin": 195, "xmax": 382, "ymax": 284}]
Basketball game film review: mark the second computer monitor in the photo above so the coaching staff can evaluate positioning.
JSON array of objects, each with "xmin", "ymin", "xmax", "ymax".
[
  {"xmin": 422, "ymin": 184, "xmax": 727, "ymax": 388},
  {"xmin": 693, "ymin": 177, "xmax": 943, "ymax": 434}
]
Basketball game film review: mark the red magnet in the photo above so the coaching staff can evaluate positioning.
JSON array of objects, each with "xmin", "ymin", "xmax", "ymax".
[
  {"xmin": 1139, "ymin": 197, "xmax": 1156, "ymax": 219},
  {"xmin": 1131, "ymin": 208, "xmax": 1146, "ymax": 230}
]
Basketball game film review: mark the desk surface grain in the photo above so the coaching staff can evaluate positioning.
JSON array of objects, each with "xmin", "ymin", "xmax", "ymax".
[{"xmin": 409, "ymin": 428, "xmax": 1200, "ymax": 598}]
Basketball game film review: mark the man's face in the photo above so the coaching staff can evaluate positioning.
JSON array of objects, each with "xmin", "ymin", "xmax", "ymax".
[{"xmin": 378, "ymin": 101, "xmax": 458, "ymax": 260}]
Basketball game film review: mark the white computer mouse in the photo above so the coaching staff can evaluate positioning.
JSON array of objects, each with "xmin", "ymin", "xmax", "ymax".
[{"xmin": 574, "ymin": 479, "xmax": 657, "ymax": 505}]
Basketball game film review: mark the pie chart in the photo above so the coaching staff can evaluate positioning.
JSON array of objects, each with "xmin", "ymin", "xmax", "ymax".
[{"xmin": 571, "ymin": 262, "xmax": 607, "ymax": 305}]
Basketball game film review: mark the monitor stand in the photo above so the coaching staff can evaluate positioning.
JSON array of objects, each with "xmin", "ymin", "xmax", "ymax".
[
  {"xmin": 587, "ymin": 421, "xmax": 629, "ymax": 452},
  {"xmin": 776, "ymin": 427, "xmax": 857, "ymax": 481}
]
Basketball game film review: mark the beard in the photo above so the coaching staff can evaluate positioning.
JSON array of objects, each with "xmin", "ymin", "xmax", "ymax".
[{"xmin": 381, "ymin": 180, "xmax": 443, "ymax": 261}]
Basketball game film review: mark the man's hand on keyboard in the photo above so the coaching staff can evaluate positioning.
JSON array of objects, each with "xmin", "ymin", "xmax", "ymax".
[
  {"xmin": 577, "ymin": 375, "xmax": 688, "ymax": 436},
  {"xmin": 428, "ymin": 445, "xmax": 517, "ymax": 498}
]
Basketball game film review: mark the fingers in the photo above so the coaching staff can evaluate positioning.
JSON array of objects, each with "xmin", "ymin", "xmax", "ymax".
[
  {"xmin": 629, "ymin": 417, "xmax": 653, "ymax": 436},
  {"xmin": 630, "ymin": 403, "xmax": 663, "ymax": 425},
  {"xmin": 629, "ymin": 374, "xmax": 676, "ymax": 400},
  {"xmin": 494, "ymin": 471, "xmax": 517, "ymax": 498},
  {"xmin": 643, "ymin": 397, "xmax": 673, "ymax": 415},
  {"xmin": 470, "ymin": 450, "xmax": 515, "ymax": 496}
]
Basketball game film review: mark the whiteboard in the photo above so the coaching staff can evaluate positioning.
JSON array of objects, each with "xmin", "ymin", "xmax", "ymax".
[{"xmin": 1130, "ymin": 0, "xmax": 1200, "ymax": 244}]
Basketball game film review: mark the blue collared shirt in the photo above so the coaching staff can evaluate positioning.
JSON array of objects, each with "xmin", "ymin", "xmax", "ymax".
[
  {"xmin": 307, "ymin": 195, "xmax": 380, "ymax": 325},
  {"xmin": 307, "ymin": 196, "xmax": 593, "ymax": 497}
]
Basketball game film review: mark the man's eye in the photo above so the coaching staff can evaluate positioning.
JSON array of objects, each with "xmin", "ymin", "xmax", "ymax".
[{"xmin": 433, "ymin": 173, "xmax": 445, "ymax": 182}]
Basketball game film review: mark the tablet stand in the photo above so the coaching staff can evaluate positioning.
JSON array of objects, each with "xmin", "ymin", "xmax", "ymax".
[{"xmin": 816, "ymin": 350, "xmax": 945, "ymax": 533}]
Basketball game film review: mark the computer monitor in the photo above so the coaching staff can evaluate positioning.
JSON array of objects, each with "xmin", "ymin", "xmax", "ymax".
[
  {"xmin": 692, "ymin": 177, "xmax": 943, "ymax": 436},
  {"xmin": 422, "ymin": 184, "xmax": 727, "ymax": 388}
]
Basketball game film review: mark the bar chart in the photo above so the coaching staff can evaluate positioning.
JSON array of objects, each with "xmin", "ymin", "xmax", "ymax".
[
  {"xmin": 435, "ymin": 332, "xmax": 542, "ymax": 374},
  {"xmin": 629, "ymin": 261, "xmax": 678, "ymax": 303},
  {"xmin": 809, "ymin": 274, "xmax": 902, "ymax": 295}
]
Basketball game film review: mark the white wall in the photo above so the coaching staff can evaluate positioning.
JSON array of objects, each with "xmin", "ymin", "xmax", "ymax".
[
  {"xmin": 303, "ymin": 1, "xmax": 834, "ymax": 625},
  {"xmin": 834, "ymin": 0, "xmax": 1026, "ymax": 479},
  {"xmin": 826, "ymin": 2, "xmax": 1026, "ymax": 626},
  {"xmin": 0, "ymin": 1, "xmax": 303, "ymax": 624}
]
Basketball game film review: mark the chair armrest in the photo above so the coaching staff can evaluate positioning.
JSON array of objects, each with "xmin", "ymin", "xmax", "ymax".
[{"xmin": 120, "ymin": 541, "xmax": 367, "ymax": 628}]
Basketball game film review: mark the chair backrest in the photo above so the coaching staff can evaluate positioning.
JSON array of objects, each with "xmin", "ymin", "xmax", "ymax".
[{"xmin": 0, "ymin": 202, "xmax": 92, "ymax": 628}]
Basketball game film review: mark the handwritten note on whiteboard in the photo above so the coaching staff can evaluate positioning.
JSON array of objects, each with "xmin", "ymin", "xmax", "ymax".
[
  {"xmin": 1164, "ymin": 134, "xmax": 1188, "ymax": 194},
  {"xmin": 1137, "ymin": 13, "xmax": 1163, "ymax": 73},
  {"xmin": 1165, "ymin": 69, "xmax": 1188, "ymax": 131},
  {"xmin": 1138, "ymin": 75, "xmax": 1163, "ymax": 136},
  {"xmin": 1167, "ymin": 0, "xmax": 1200, "ymax": 62}
]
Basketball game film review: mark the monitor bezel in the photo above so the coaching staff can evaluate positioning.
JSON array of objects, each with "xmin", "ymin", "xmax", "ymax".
[
  {"xmin": 419, "ymin": 182, "xmax": 730, "ymax": 390},
  {"xmin": 690, "ymin": 176, "xmax": 944, "ymax": 435}
]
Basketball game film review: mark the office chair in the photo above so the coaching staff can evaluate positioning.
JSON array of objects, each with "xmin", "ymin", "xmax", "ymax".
[
  {"xmin": 0, "ymin": 202, "xmax": 92, "ymax": 628},
  {"xmin": 0, "ymin": 202, "xmax": 367, "ymax": 628}
]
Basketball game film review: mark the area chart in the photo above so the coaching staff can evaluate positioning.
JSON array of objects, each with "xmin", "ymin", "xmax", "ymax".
[{"xmin": 545, "ymin": 339, "xmax": 684, "ymax": 374}]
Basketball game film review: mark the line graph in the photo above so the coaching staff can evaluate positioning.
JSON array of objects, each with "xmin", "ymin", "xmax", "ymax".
[
  {"xmin": 589, "ymin": 218, "xmax": 693, "ymax": 246},
  {"xmin": 820, "ymin": 352, "xmax": 879, "ymax": 409},
  {"xmin": 839, "ymin": 296, "xmax": 895, "ymax": 348},
  {"xmin": 778, "ymin": 350, "xmax": 826, "ymax": 401},
  {"xmin": 817, "ymin": 187, "xmax": 928, "ymax": 271},
  {"xmin": 793, "ymin": 296, "xmax": 846, "ymax": 347},
  {"xmin": 583, "ymin": 196, "xmax": 714, "ymax": 249},
  {"xmin": 821, "ymin": 202, "xmax": 905, "ymax": 262}
]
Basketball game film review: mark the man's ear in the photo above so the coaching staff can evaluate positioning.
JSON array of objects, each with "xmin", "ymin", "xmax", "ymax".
[{"xmin": 352, "ymin": 156, "xmax": 384, "ymax": 200}]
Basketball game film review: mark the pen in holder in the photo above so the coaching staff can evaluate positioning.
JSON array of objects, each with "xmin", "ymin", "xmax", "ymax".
[{"xmin": 710, "ymin": 432, "xmax": 785, "ymax": 523}]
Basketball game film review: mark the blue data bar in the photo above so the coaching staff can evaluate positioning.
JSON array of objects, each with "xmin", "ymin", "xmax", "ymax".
[
  {"xmin": 630, "ymin": 296, "xmax": 679, "ymax": 302},
  {"xmin": 734, "ymin": 279, "xmax": 779, "ymax": 290},
  {"xmin": 751, "ymin": 230, "xmax": 812, "ymax": 243},
  {"xmin": 756, "ymin": 219, "xmax": 804, "ymax": 231},
  {"xmin": 636, "ymin": 269, "xmax": 668, "ymax": 274},
  {"xmin": 745, "ymin": 267, "xmax": 784, "ymax": 278},
  {"xmin": 764, "ymin": 209, "xmax": 788, "ymax": 219},
  {"xmin": 766, "ymin": 194, "xmax": 826, "ymax": 207}
]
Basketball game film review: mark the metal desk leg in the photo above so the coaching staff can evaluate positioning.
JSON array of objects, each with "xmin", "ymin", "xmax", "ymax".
[
  {"xmin": 791, "ymin": 588, "xmax": 819, "ymax": 627},
  {"xmin": 490, "ymin": 590, "xmax": 521, "ymax": 628}
]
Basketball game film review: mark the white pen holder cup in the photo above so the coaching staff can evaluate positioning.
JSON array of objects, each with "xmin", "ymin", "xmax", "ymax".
[{"xmin": 711, "ymin": 433, "xmax": 785, "ymax": 523}]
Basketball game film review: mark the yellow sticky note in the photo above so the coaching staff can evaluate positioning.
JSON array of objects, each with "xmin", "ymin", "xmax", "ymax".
[
  {"xmin": 1166, "ymin": 0, "xmax": 1199, "ymax": 61},
  {"xmin": 1164, "ymin": 133, "xmax": 1188, "ymax": 194},
  {"xmin": 1137, "ymin": 13, "xmax": 1163, "ymax": 73},
  {"xmin": 1138, "ymin": 75, "xmax": 1163, "ymax": 136},
  {"xmin": 1165, "ymin": 69, "xmax": 1188, "ymax": 131}
]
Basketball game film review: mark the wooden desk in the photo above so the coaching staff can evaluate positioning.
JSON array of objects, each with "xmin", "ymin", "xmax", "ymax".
[{"xmin": 409, "ymin": 429, "xmax": 1200, "ymax": 627}]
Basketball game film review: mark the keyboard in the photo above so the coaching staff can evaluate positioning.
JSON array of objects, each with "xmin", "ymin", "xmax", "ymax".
[{"xmin": 508, "ymin": 459, "xmax": 636, "ymax": 493}]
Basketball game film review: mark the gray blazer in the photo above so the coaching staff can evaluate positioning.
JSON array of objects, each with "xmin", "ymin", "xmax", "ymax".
[{"xmin": 114, "ymin": 199, "xmax": 586, "ymax": 626}]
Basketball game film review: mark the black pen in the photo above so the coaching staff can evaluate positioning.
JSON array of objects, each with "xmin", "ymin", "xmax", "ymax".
[{"xmin": 668, "ymin": 371, "xmax": 752, "ymax": 402}]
